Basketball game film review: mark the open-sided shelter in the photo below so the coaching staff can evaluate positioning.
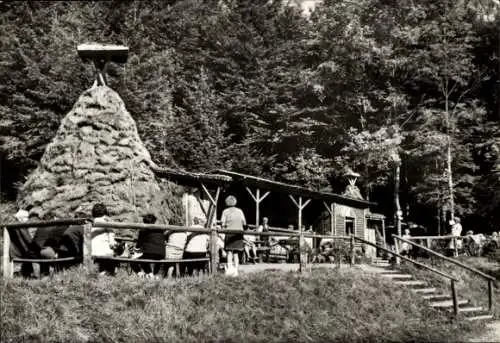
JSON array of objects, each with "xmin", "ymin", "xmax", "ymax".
[{"xmin": 212, "ymin": 170, "xmax": 385, "ymax": 256}]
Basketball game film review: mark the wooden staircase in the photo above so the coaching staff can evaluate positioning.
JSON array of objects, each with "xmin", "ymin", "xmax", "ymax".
[{"xmin": 362, "ymin": 258, "xmax": 494, "ymax": 322}]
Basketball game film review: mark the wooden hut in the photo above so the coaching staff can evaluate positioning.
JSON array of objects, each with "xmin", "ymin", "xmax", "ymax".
[{"xmin": 212, "ymin": 170, "xmax": 385, "ymax": 256}]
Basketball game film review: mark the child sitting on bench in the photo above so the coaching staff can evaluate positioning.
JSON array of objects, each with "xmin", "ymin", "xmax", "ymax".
[{"xmin": 132, "ymin": 214, "xmax": 165, "ymax": 279}]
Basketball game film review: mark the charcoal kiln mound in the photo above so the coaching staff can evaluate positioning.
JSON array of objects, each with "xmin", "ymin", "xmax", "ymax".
[{"xmin": 18, "ymin": 86, "xmax": 183, "ymax": 238}]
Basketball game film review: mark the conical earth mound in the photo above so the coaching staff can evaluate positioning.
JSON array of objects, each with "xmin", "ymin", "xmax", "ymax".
[{"xmin": 18, "ymin": 86, "xmax": 182, "ymax": 237}]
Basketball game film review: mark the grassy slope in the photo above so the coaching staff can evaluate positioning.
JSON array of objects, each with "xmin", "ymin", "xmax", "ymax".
[
  {"xmin": 1, "ymin": 267, "xmax": 482, "ymax": 343},
  {"xmin": 398, "ymin": 257, "xmax": 500, "ymax": 318}
]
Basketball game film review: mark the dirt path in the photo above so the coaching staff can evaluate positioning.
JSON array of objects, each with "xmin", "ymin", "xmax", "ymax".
[
  {"xmin": 238, "ymin": 263, "xmax": 344, "ymax": 274},
  {"xmin": 468, "ymin": 321, "xmax": 500, "ymax": 342}
]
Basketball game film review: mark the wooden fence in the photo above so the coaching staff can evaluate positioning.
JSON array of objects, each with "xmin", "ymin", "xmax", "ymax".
[{"xmin": 2, "ymin": 219, "xmax": 351, "ymax": 278}]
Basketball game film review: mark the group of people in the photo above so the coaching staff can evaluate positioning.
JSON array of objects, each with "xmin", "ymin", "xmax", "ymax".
[
  {"xmin": 9, "ymin": 195, "xmax": 274, "ymax": 279},
  {"xmin": 396, "ymin": 217, "xmax": 500, "ymax": 258}
]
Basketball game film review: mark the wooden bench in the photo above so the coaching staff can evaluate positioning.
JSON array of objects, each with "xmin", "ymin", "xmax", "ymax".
[
  {"xmin": 92, "ymin": 256, "xmax": 210, "ymax": 277},
  {"xmin": 9, "ymin": 257, "xmax": 82, "ymax": 277}
]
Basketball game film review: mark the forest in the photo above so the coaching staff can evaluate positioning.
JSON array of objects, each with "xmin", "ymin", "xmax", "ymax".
[{"xmin": 0, "ymin": 0, "xmax": 499, "ymax": 233}]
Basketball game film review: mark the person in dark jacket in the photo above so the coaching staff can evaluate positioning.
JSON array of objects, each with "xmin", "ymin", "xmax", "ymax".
[
  {"xmin": 57, "ymin": 211, "xmax": 87, "ymax": 269},
  {"xmin": 132, "ymin": 214, "xmax": 166, "ymax": 278},
  {"xmin": 32, "ymin": 213, "xmax": 69, "ymax": 276},
  {"xmin": 9, "ymin": 209, "xmax": 37, "ymax": 277}
]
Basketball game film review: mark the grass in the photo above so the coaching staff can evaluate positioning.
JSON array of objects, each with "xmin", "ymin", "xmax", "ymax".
[
  {"xmin": 1, "ymin": 266, "xmax": 483, "ymax": 343},
  {"xmin": 397, "ymin": 256, "xmax": 500, "ymax": 318}
]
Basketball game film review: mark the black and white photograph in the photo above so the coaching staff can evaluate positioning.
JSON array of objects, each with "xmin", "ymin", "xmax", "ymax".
[{"xmin": 0, "ymin": 0, "xmax": 499, "ymax": 342}]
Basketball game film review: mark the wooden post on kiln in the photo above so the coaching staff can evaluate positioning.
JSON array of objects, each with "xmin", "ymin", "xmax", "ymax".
[{"xmin": 77, "ymin": 43, "xmax": 129, "ymax": 86}]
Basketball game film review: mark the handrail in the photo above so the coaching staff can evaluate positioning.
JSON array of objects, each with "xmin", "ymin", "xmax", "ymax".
[
  {"xmin": 404, "ymin": 235, "xmax": 457, "ymax": 240},
  {"xmin": 1, "ymin": 220, "xmax": 349, "ymax": 241},
  {"xmin": 352, "ymin": 235, "xmax": 458, "ymax": 281},
  {"xmin": 393, "ymin": 234, "xmax": 496, "ymax": 314},
  {"xmin": 392, "ymin": 235, "xmax": 496, "ymax": 282},
  {"xmin": 2, "ymin": 218, "xmax": 92, "ymax": 228}
]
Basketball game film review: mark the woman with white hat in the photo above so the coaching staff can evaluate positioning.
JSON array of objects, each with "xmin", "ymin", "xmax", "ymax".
[{"xmin": 221, "ymin": 195, "xmax": 246, "ymax": 276}]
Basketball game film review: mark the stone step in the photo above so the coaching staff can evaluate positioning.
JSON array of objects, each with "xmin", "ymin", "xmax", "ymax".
[
  {"xmin": 452, "ymin": 306, "xmax": 484, "ymax": 313},
  {"xmin": 379, "ymin": 270, "xmax": 402, "ymax": 274},
  {"xmin": 464, "ymin": 314, "xmax": 494, "ymax": 321},
  {"xmin": 393, "ymin": 280, "xmax": 427, "ymax": 286},
  {"xmin": 412, "ymin": 287, "xmax": 437, "ymax": 294},
  {"xmin": 429, "ymin": 299, "xmax": 469, "ymax": 308},
  {"xmin": 422, "ymin": 294, "xmax": 451, "ymax": 300},
  {"xmin": 380, "ymin": 274, "xmax": 413, "ymax": 279}
]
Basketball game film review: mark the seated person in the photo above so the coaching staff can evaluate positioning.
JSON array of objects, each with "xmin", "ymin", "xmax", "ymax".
[
  {"xmin": 91, "ymin": 203, "xmax": 118, "ymax": 276},
  {"xmin": 243, "ymin": 226, "xmax": 258, "ymax": 264},
  {"xmin": 491, "ymin": 232, "xmax": 499, "ymax": 248},
  {"xmin": 32, "ymin": 213, "xmax": 69, "ymax": 276},
  {"xmin": 165, "ymin": 230, "xmax": 188, "ymax": 260},
  {"xmin": 58, "ymin": 211, "xmax": 86, "ymax": 258},
  {"xmin": 258, "ymin": 217, "xmax": 270, "ymax": 245},
  {"xmin": 8, "ymin": 209, "xmax": 37, "ymax": 278},
  {"xmin": 132, "ymin": 214, "xmax": 165, "ymax": 278}
]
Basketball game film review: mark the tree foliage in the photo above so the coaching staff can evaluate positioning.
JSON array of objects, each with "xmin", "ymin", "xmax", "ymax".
[{"xmin": 0, "ymin": 0, "xmax": 499, "ymax": 232}]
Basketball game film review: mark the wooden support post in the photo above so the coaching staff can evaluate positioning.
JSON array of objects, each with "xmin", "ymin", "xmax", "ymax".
[
  {"xmin": 83, "ymin": 221, "xmax": 93, "ymax": 270},
  {"xmin": 2, "ymin": 227, "xmax": 13, "ymax": 278},
  {"xmin": 381, "ymin": 219, "xmax": 386, "ymax": 250},
  {"xmin": 488, "ymin": 280, "xmax": 494, "ymax": 312},
  {"xmin": 246, "ymin": 187, "xmax": 270, "ymax": 228},
  {"xmin": 395, "ymin": 239, "xmax": 401, "ymax": 265},
  {"xmin": 202, "ymin": 184, "xmax": 220, "ymax": 275},
  {"xmin": 453, "ymin": 237, "xmax": 458, "ymax": 257},
  {"xmin": 255, "ymin": 188, "xmax": 260, "ymax": 230},
  {"xmin": 298, "ymin": 196, "xmax": 303, "ymax": 272},
  {"xmin": 210, "ymin": 226, "xmax": 218, "ymax": 276},
  {"xmin": 184, "ymin": 193, "xmax": 189, "ymax": 226},
  {"xmin": 289, "ymin": 195, "xmax": 310, "ymax": 273},
  {"xmin": 451, "ymin": 279, "xmax": 459, "ymax": 318},
  {"xmin": 323, "ymin": 201, "xmax": 334, "ymax": 236},
  {"xmin": 350, "ymin": 234, "xmax": 355, "ymax": 265}
]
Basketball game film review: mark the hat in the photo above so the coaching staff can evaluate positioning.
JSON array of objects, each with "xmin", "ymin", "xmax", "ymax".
[
  {"xmin": 14, "ymin": 210, "xmax": 29, "ymax": 222},
  {"xmin": 225, "ymin": 195, "xmax": 237, "ymax": 207}
]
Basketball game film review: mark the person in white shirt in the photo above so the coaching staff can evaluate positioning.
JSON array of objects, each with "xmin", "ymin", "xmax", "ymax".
[
  {"xmin": 400, "ymin": 228, "xmax": 412, "ymax": 256},
  {"xmin": 90, "ymin": 203, "xmax": 117, "ymax": 276},
  {"xmin": 448, "ymin": 217, "xmax": 463, "ymax": 252}
]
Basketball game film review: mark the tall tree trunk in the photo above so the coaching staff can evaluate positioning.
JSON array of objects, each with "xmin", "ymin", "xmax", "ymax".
[
  {"xmin": 445, "ymin": 95, "xmax": 455, "ymax": 221},
  {"xmin": 394, "ymin": 161, "xmax": 402, "ymax": 237}
]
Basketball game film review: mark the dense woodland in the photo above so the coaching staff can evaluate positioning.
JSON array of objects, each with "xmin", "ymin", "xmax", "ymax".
[{"xmin": 0, "ymin": 0, "xmax": 499, "ymax": 233}]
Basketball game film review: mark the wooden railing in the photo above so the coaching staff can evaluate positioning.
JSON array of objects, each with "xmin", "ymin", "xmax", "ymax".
[
  {"xmin": 393, "ymin": 234, "xmax": 496, "ymax": 314},
  {"xmin": 2, "ymin": 219, "xmax": 349, "ymax": 278},
  {"xmin": 351, "ymin": 235, "xmax": 462, "ymax": 317},
  {"xmin": 399, "ymin": 235, "xmax": 463, "ymax": 257}
]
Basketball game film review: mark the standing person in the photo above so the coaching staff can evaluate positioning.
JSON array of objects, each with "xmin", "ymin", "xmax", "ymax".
[
  {"xmin": 448, "ymin": 217, "xmax": 463, "ymax": 253},
  {"xmin": 400, "ymin": 228, "xmax": 412, "ymax": 257},
  {"xmin": 90, "ymin": 203, "xmax": 117, "ymax": 276},
  {"xmin": 221, "ymin": 195, "xmax": 246, "ymax": 277},
  {"xmin": 132, "ymin": 214, "xmax": 165, "ymax": 279}
]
